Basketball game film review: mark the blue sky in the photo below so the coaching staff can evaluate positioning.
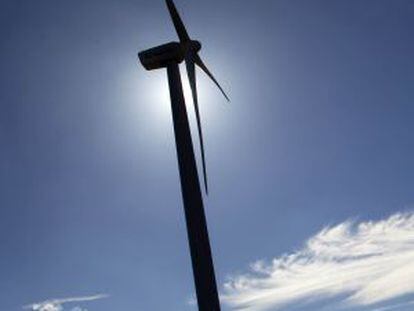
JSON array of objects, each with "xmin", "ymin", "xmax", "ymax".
[{"xmin": 1, "ymin": 0, "xmax": 414, "ymax": 310}]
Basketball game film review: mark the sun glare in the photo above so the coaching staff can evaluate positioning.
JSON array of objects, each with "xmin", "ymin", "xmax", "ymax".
[
  {"xmin": 142, "ymin": 64, "xmax": 223, "ymax": 129},
  {"xmin": 148, "ymin": 66, "xmax": 210, "ymax": 110},
  {"xmin": 124, "ymin": 61, "xmax": 228, "ymax": 157}
]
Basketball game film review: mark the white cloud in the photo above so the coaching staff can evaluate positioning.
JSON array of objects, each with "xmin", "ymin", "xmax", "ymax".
[
  {"xmin": 23, "ymin": 294, "xmax": 108, "ymax": 311},
  {"xmin": 222, "ymin": 212, "xmax": 414, "ymax": 310}
]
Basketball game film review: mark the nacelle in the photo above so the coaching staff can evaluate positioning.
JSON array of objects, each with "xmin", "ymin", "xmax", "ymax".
[{"xmin": 138, "ymin": 42, "xmax": 185, "ymax": 70}]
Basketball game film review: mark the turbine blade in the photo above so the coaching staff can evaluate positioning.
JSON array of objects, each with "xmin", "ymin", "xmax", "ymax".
[
  {"xmin": 166, "ymin": 0, "xmax": 191, "ymax": 42},
  {"xmin": 194, "ymin": 55, "xmax": 230, "ymax": 102},
  {"xmin": 186, "ymin": 55, "xmax": 209, "ymax": 194}
]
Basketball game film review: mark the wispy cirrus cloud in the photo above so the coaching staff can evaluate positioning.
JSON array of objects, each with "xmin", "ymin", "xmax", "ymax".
[
  {"xmin": 23, "ymin": 294, "xmax": 108, "ymax": 311},
  {"xmin": 222, "ymin": 212, "xmax": 414, "ymax": 310}
]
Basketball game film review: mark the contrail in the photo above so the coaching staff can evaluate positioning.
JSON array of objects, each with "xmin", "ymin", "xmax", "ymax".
[{"xmin": 23, "ymin": 294, "xmax": 108, "ymax": 310}]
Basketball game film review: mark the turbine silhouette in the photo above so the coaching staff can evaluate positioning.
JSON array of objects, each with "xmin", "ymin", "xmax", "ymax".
[{"xmin": 138, "ymin": 0, "xmax": 229, "ymax": 310}]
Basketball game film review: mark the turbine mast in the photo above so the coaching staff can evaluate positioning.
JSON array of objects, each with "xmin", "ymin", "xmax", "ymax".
[{"xmin": 167, "ymin": 63, "xmax": 221, "ymax": 310}]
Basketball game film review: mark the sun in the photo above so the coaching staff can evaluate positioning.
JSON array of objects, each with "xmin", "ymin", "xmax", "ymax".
[
  {"xmin": 148, "ymin": 65, "xmax": 206, "ymax": 108},
  {"xmin": 142, "ymin": 64, "xmax": 217, "ymax": 126}
]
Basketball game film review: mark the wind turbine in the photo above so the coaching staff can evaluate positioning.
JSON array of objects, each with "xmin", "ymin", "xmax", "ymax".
[{"xmin": 138, "ymin": 0, "xmax": 229, "ymax": 310}]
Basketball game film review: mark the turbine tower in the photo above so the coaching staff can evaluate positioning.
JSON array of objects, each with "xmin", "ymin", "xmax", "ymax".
[{"xmin": 138, "ymin": 0, "xmax": 229, "ymax": 310}]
